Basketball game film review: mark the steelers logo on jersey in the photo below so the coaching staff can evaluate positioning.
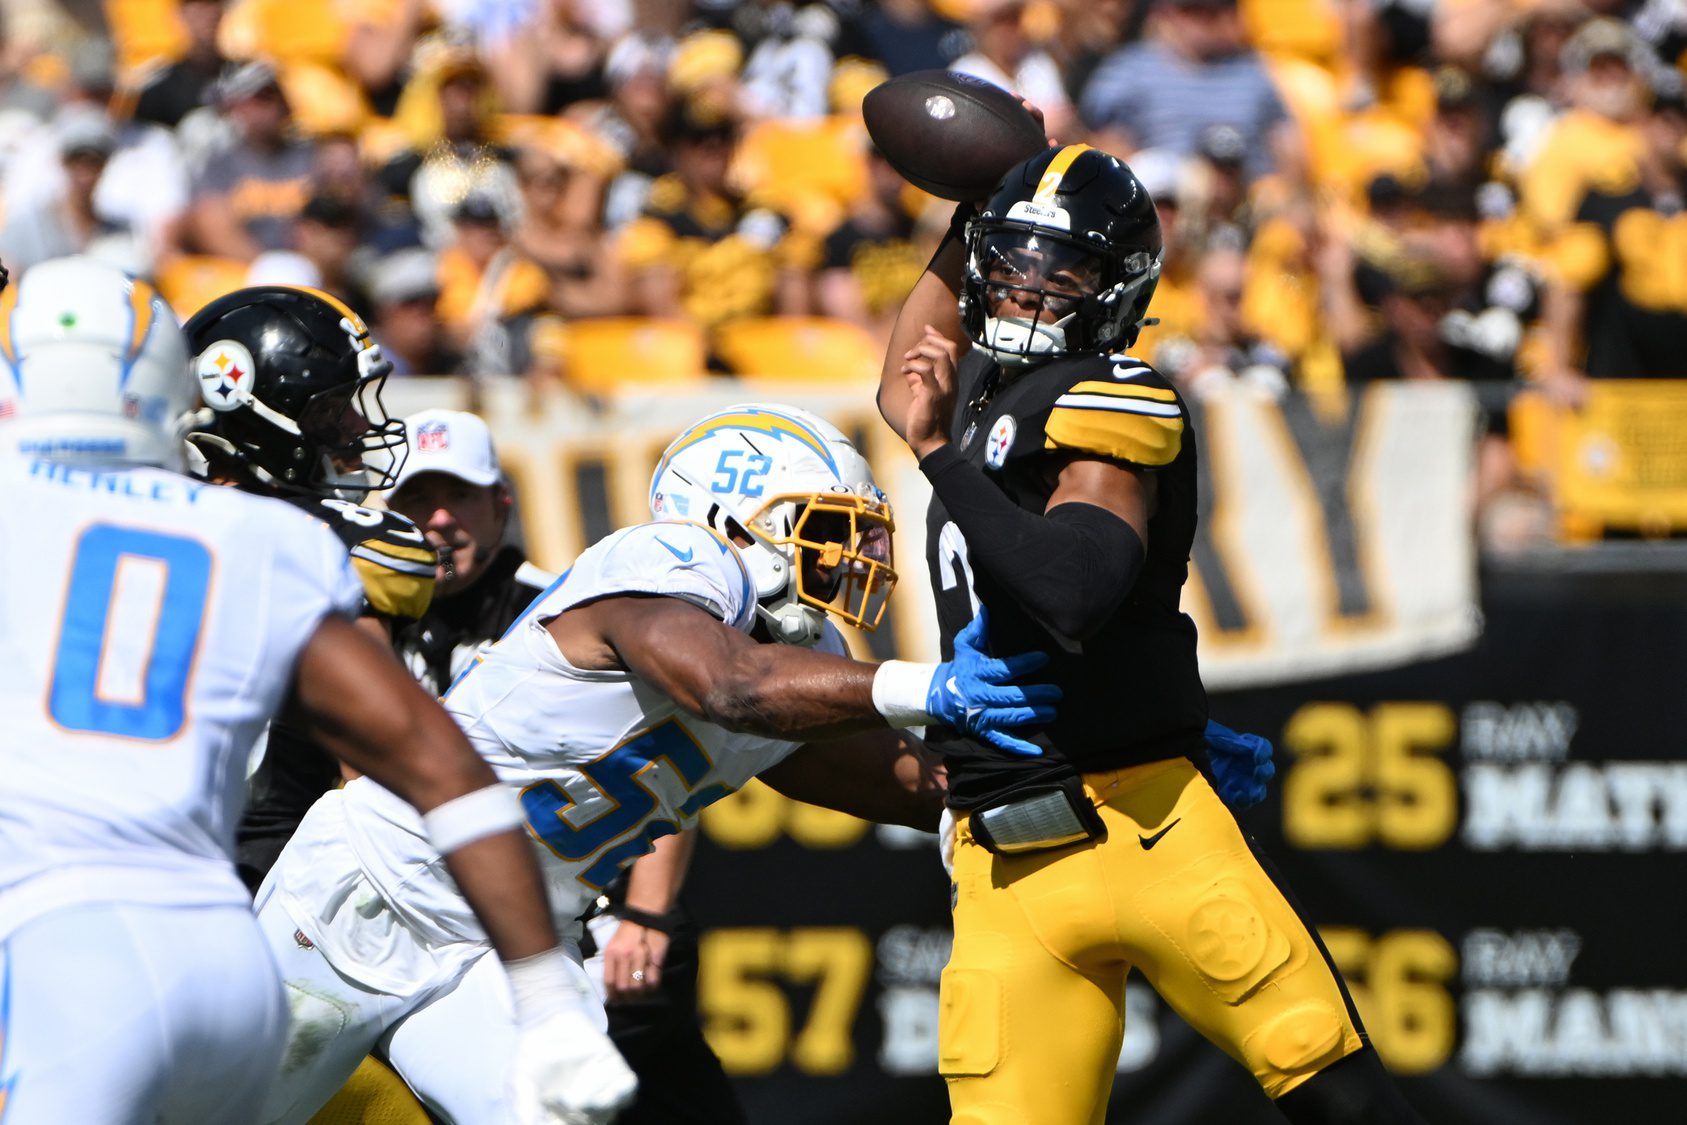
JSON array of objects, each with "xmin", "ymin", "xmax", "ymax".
[
  {"xmin": 196, "ymin": 340, "xmax": 257, "ymax": 412},
  {"xmin": 985, "ymin": 414, "xmax": 1017, "ymax": 470}
]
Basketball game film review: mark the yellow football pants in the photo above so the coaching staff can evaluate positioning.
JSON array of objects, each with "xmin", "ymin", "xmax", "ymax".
[
  {"xmin": 307, "ymin": 1057, "xmax": 432, "ymax": 1125},
  {"xmin": 941, "ymin": 758, "xmax": 1364, "ymax": 1125}
]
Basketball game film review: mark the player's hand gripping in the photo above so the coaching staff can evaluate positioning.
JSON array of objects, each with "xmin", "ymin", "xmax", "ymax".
[
  {"xmin": 511, "ymin": 1006, "xmax": 638, "ymax": 1125},
  {"xmin": 900, "ymin": 324, "xmax": 961, "ymax": 460},
  {"xmin": 1204, "ymin": 719, "xmax": 1276, "ymax": 810},
  {"xmin": 925, "ymin": 608, "xmax": 1060, "ymax": 757}
]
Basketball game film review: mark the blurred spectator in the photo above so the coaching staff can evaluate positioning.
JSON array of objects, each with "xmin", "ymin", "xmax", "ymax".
[
  {"xmin": 0, "ymin": 8, "xmax": 55, "ymax": 119},
  {"xmin": 738, "ymin": 1, "xmax": 840, "ymax": 121},
  {"xmin": 370, "ymin": 247, "xmax": 462, "ymax": 376},
  {"xmin": 1127, "ymin": 149, "xmax": 1200, "ymax": 362},
  {"xmin": 511, "ymin": 141, "xmax": 609, "ymax": 272},
  {"xmin": 1515, "ymin": 17, "xmax": 1652, "ymax": 239},
  {"xmin": 134, "ymin": 0, "xmax": 229, "ymax": 128},
  {"xmin": 343, "ymin": 0, "xmax": 435, "ymax": 116},
  {"xmin": 184, "ymin": 60, "xmax": 315, "ymax": 261},
  {"xmin": 380, "ymin": 42, "xmax": 519, "ymax": 249},
  {"xmin": 1343, "ymin": 247, "xmax": 1519, "ymax": 385},
  {"xmin": 3, "ymin": 38, "xmax": 188, "ymax": 270},
  {"xmin": 1154, "ymin": 244, "xmax": 1293, "ymax": 400},
  {"xmin": 436, "ymin": 192, "xmax": 548, "ymax": 350},
  {"xmin": 486, "ymin": 0, "xmax": 616, "ymax": 114},
  {"xmin": 616, "ymin": 97, "xmax": 812, "ymax": 339},
  {"xmin": 1050, "ymin": 0, "xmax": 1139, "ymax": 108},
  {"xmin": 292, "ymin": 193, "xmax": 374, "ymax": 316},
  {"xmin": 950, "ymin": 0, "xmax": 1075, "ymax": 140},
  {"xmin": 815, "ymin": 146, "xmax": 935, "ymax": 351},
  {"xmin": 1540, "ymin": 85, "xmax": 1687, "ymax": 398},
  {"xmin": 1186, "ymin": 122, "xmax": 1253, "ymax": 244},
  {"xmin": 1079, "ymin": 0, "xmax": 1302, "ymax": 188},
  {"xmin": 849, "ymin": 0, "xmax": 966, "ymax": 76},
  {"xmin": 1422, "ymin": 66, "xmax": 1492, "ymax": 192},
  {"xmin": 0, "ymin": 110, "xmax": 135, "ymax": 271},
  {"xmin": 589, "ymin": 32, "xmax": 677, "ymax": 230}
]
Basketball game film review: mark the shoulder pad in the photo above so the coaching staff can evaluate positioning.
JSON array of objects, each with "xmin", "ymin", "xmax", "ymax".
[
  {"xmin": 1040, "ymin": 356, "xmax": 1185, "ymax": 468},
  {"xmin": 289, "ymin": 497, "xmax": 436, "ymax": 619}
]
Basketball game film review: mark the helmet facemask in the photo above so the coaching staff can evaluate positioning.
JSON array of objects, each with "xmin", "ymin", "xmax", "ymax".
[
  {"xmin": 964, "ymin": 225, "xmax": 1159, "ymax": 367},
  {"xmin": 742, "ymin": 491, "xmax": 897, "ymax": 645},
  {"xmin": 297, "ymin": 365, "xmax": 408, "ymax": 498}
]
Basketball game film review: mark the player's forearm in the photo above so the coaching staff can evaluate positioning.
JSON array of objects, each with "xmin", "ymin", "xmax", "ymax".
[
  {"xmin": 440, "ymin": 828, "xmax": 564, "ymax": 962},
  {"xmin": 879, "ymin": 241, "xmax": 966, "ymax": 438},
  {"xmin": 695, "ymin": 645, "xmax": 888, "ymax": 741},
  {"xmin": 920, "ymin": 446, "xmax": 1143, "ymax": 640},
  {"xmin": 620, "ymin": 828, "xmax": 695, "ymax": 918}
]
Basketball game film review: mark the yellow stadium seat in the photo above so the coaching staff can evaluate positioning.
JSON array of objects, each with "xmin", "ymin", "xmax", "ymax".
[
  {"xmin": 106, "ymin": 0, "xmax": 188, "ymax": 74},
  {"xmin": 1509, "ymin": 382, "xmax": 1687, "ymax": 539},
  {"xmin": 714, "ymin": 317, "xmax": 881, "ymax": 384},
  {"xmin": 561, "ymin": 317, "xmax": 709, "ymax": 396},
  {"xmin": 155, "ymin": 255, "xmax": 250, "ymax": 319},
  {"xmin": 735, "ymin": 116, "xmax": 868, "ymax": 236}
]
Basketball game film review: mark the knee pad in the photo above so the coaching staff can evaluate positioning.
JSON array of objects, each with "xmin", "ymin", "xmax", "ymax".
[{"xmin": 1249, "ymin": 1002, "xmax": 1351, "ymax": 1092}]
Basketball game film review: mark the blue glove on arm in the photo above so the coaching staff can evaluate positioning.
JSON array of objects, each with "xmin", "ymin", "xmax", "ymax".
[
  {"xmin": 871, "ymin": 610, "xmax": 1061, "ymax": 757},
  {"xmin": 1204, "ymin": 719, "xmax": 1275, "ymax": 810}
]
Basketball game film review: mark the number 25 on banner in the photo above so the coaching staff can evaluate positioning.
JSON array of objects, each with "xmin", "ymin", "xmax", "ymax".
[
  {"xmin": 1283, "ymin": 702, "xmax": 1458, "ymax": 850},
  {"xmin": 700, "ymin": 928, "xmax": 872, "ymax": 1076}
]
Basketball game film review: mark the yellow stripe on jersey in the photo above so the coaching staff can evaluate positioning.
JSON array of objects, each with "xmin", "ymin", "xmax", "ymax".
[
  {"xmin": 351, "ymin": 553, "xmax": 434, "ymax": 619},
  {"xmin": 1044, "ymin": 384, "xmax": 1184, "ymax": 467},
  {"xmin": 353, "ymin": 536, "xmax": 438, "ymax": 576},
  {"xmin": 1033, "ymin": 144, "xmax": 1095, "ymax": 203}
]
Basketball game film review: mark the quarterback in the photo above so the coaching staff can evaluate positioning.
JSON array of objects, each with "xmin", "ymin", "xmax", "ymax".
[
  {"xmin": 254, "ymin": 404, "xmax": 1058, "ymax": 1124},
  {"xmin": 0, "ymin": 258, "xmax": 632, "ymax": 1125},
  {"xmin": 879, "ymin": 145, "xmax": 1426, "ymax": 1124}
]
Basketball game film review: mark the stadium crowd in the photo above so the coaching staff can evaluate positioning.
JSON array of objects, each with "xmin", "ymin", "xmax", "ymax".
[{"xmin": 2, "ymin": 0, "xmax": 1685, "ymax": 538}]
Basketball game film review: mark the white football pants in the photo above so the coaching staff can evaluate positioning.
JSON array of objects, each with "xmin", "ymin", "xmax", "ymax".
[
  {"xmin": 0, "ymin": 899, "xmax": 286, "ymax": 1124},
  {"xmin": 253, "ymin": 883, "xmax": 602, "ymax": 1125}
]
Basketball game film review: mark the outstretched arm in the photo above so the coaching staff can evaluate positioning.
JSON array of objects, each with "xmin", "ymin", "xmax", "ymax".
[
  {"xmin": 549, "ymin": 593, "xmax": 1057, "ymax": 752},
  {"xmin": 760, "ymin": 729, "xmax": 946, "ymax": 830},
  {"xmin": 878, "ymin": 235, "xmax": 968, "ymax": 440}
]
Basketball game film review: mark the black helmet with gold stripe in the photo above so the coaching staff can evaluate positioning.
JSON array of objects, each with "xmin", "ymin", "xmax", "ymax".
[
  {"xmin": 962, "ymin": 144, "xmax": 1163, "ymax": 367},
  {"xmin": 183, "ymin": 286, "xmax": 406, "ymax": 498}
]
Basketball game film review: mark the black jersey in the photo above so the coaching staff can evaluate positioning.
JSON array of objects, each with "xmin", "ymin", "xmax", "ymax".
[
  {"xmin": 235, "ymin": 496, "xmax": 435, "ymax": 891},
  {"xmin": 925, "ymin": 349, "xmax": 1208, "ymax": 810}
]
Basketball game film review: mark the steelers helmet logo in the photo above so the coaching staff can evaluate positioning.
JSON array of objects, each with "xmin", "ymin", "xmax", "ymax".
[
  {"xmin": 196, "ymin": 339, "xmax": 257, "ymax": 412},
  {"xmin": 985, "ymin": 414, "xmax": 1016, "ymax": 469}
]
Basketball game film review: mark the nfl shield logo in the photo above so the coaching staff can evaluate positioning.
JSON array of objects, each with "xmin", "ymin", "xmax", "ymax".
[
  {"xmin": 417, "ymin": 420, "xmax": 450, "ymax": 452},
  {"xmin": 985, "ymin": 415, "xmax": 1016, "ymax": 470}
]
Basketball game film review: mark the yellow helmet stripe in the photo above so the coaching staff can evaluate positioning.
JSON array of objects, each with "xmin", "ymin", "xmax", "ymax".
[
  {"xmin": 285, "ymin": 285, "xmax": 372, "ymax": 340},
  {"xmin": 123, "ymin": 278, "xmax": 160, "ymax": 371},
  {"xmin": 1032, "ymin": 144, "xmax": 1095, "ymax": 204},
  {"xmin": 0, "ymin": 281, "xmax": 18, "ymax": 368}
]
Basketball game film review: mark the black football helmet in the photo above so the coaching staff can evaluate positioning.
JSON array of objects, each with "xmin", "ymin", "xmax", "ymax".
[
  {"xmin": 183, "ymin": 286, "xmax": 406, "ymax": 498},
  {"xmin": 961, "ymin": 144, "xmax": 1163, "ymax": 367}
]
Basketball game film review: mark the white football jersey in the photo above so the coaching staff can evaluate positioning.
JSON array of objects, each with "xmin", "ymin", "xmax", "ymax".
[
  {"xmin": 0, "ymin": 458, "xmax": 362, "ymax": 938},
  {"xmin": 271, "ymin": 520, "xmax": 845, "ymax": 993}
]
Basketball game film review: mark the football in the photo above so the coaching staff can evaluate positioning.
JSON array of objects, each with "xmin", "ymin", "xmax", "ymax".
[{"xmin": 861, "ymin": 70, "xmax": 1047, "ymax": 202}]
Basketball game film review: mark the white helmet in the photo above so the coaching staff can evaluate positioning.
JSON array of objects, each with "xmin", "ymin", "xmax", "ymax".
[
  {"xmin": 650, "ymin": 404, "xmax": 897, "ymax": 646},
  {"xmin": 0, "ymin": 256, "xmax": 192, "ymax": 469}
]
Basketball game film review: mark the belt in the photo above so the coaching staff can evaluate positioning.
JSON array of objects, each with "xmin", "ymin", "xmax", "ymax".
[{"xmin": 968, "ymin": 784, "xmax": 1108, "ymax": 855}]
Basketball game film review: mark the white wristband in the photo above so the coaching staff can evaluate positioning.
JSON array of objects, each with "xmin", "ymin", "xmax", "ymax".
[
  {"xmin": 504, "ymin": 945, "xmax": 589, "ymax": 1027},
  {"xmin": 422, "ymin": 783, "xmax": 525, "ymax": 855},
  {"xmin": 872, "ymin": 660, "xmax": 940, "ymax": 728}
]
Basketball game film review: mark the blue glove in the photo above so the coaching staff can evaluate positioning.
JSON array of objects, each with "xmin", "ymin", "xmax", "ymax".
[
  {"xmin": 1204, "ymin": 719, "xmax": 1275, "ymax": 810},
  {"xmin": 927, "ymin": 610, "xmax": 1061, "ymax": 757}
]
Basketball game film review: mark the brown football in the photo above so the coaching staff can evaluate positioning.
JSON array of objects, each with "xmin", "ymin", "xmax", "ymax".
[{"xmin": 862, "ymin": 70, "xmax": 1047, "ymax": 202}]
